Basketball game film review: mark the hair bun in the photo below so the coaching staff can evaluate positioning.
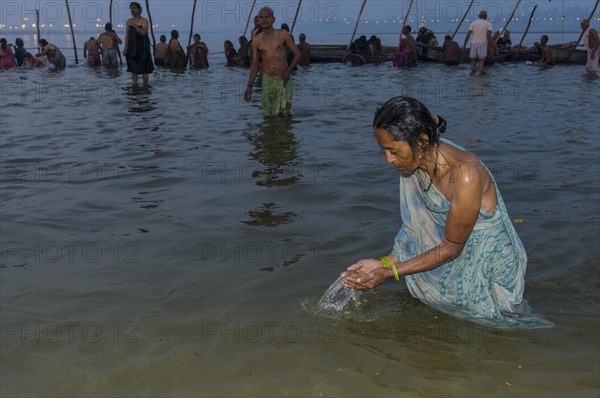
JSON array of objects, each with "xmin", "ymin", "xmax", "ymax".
[{"xmin": 435, "ymin": 115, "xmax": 447, "ymax": 134}]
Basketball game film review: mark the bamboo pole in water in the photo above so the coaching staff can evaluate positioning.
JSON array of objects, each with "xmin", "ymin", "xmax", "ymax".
[
  {"xmin": 188, "ymin": 0, "xmax": 198, "ymax": 48},
  {"xmin": 562, "ymin": 0, "xmax": 565, "ymax": 43},
  {"xmin": 345, "ymin": 0, "xmax": 368, "ymax": 55},
  {"xmin": 65, "ymin": 0, "xmax": 78, "ymax": 63},
  {"xmin": 145, "ymin": 0, "xmax": 157, "ymax": 56},
  {"xmin": 243, "ymin": 0, "xmax": 258, "ymax": 38},
  {"xmin": 290, "ymin": 0, "xmax": 303, "ymax": 35},
  {"xmin": 36, "ymin": 9, "xmax": 41, "ymax": 55},
  {"xmin": 416, "ymin": 0, "xmax": 419, "ymax": 27},
  {"xmin": 514, "ymin": 5, "xmax": 537, "ymax": 61},
  {"xmin": 567, "ymin": 0, "xmax": 600, "ymax": 60},
  {"xmin": 451, "ymin": 0, "xmax": 475, "ymax": 40},
  {"xmin": 495, "ymin": 0, "xmax": 522, "ymax": 43},
  {"xmin": 399, "ymin": 0, "xmax": 415, "ymax": 41}
]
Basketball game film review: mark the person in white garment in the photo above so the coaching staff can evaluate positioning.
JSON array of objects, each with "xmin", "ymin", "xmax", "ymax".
[
  {"xmin": 463, "ymin": 10, "xmax": 493, "ymax": 75},
  {"xmin": 581, "ymin": 19, "xmax": 599, "ymax": 73}
]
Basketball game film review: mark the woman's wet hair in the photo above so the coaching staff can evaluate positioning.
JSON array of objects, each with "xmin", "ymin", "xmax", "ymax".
[
  {"xmin": 130, "ymin": 2, "xmax": 142, "ymax": 12},
  {"xmin": 15, "ymin": 38, "xmax": 24, "ymax": 46},
  {"xmin": 373, "ymin": 96, "xmax": 447, "ymax": 155},
  {"xmin": 171, "ymin": 30, "xmax": 179, "ymax": 39}
]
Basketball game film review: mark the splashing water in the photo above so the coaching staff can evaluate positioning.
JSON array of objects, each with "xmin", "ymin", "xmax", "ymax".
[{"xmin": 318, "ymin": 277, "xmax": 362, "ymax": 312}]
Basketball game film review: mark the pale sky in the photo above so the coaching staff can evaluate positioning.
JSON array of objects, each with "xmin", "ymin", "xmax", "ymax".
[{"xmin": 0, "ymin": 0, "xmax": 598, "ymax": 32}]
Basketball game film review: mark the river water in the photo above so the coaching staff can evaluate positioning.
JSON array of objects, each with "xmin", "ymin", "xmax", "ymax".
[{"xmin": 1, "ymin": 42, "xmax": 599, "ymax": 397}]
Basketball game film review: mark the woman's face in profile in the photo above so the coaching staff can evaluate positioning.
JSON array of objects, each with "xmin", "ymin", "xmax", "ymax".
[{"xmin": 374, "ymin": 128, "xmax": 421, "ymax": 175}]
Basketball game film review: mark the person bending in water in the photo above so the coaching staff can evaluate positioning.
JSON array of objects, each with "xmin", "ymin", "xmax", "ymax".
[
  {"xmin": 244, "ymin": 7, "xmax": 301, "ymax": 118},
  {"xmin": 341, "ymin": 96, "xmax": 533, "ymax": 326},
  {"xmin": 39, "ymin": 39, "xmax": 65, "ymax": 69},
  {"xmin": 24, "ymin": 52, "xmax": 46, "ymax": 68}
]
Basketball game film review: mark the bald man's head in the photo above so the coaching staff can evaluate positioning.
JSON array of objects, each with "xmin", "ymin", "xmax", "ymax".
[
  {"xmin": 581, "ymin": 19, "xmax": 590, "ymax": 30},
  {"xmin": 259, "ymin": 7, "xmax": 274, "ymax": 18}
]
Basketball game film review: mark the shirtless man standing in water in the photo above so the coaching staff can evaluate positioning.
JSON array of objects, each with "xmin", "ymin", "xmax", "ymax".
[{"xmin": 244, "ymin": 7, "xmax": 301, "ymax": 117}]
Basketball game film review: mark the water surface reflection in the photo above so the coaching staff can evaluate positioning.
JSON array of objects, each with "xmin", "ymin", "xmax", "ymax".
[{"xmin": 245, "ymin": 117, "xmax": 302, "ymax": 188}]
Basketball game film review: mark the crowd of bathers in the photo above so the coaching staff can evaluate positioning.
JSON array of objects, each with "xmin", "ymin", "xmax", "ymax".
[
  {"xmin": 0, "ymin": 37, "xmax": 57, "ymax": 69},
  {"xmin": 0, "ymin": 16, "xmax": 313, "ymax": 72},
  {"xmin": 2, "ymin": 10, "xmax": 597, "ymax": 74}
]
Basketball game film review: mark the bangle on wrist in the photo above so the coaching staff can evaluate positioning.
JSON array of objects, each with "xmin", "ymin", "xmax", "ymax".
[
  {"xmin": 379, "ymin": 256, "xmax": 400, "ymax": 281},
  {"xmin": 390, "ymin": 263, "xmax": 400, "ymax": 281}
]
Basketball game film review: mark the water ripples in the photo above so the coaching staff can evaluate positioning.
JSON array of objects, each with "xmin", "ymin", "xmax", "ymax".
[{"xmin": 1, "ymin": 58, "xmax": 598, "ymax": 396}]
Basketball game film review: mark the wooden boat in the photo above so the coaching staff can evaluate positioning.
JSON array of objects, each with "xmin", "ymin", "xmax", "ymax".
[
  {"xmin": 549, "ymin": 43, "xmax": 588, "ymax": 64},
  {"xmin": 485, "ymin": 52, "xmax": 513, "ymax": 65},
  {"xmin": 309, "ymin": 44, "xmax": 395, "ymax": 63},
  {"xmin": 309, "ymin": 44, "xmax": 345, "ymax": 63},
  {"xmin": 308, "ymin": 41, "xmax": 587, "ymax": 65},
  {"xmin": 506, "ymin": 43, "xmax": 587, "ymax": 64},
  {"xmin": 310, "ymin": 42, "xmax": 512, "ymax": 65},
  {"xmin": 415, "ymin": 43, "xmax": 445, "ymax": 62},
  {"xmin": 509, "ymin": 48, "xmax": 542, "ymax": 62},
  {"xmin": 416, "ymin": 42, "xmax": 588, "ymax": 65},
  {"xmin": 415, "ymin": 43, "xmax": 512, "ymax": 65},
  {"xmin": 507, "ymin": 44, "xmax": 586, "ymax": 64}
]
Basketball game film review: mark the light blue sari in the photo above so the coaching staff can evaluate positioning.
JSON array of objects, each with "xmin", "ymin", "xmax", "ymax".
[{"xmin": 392, "ymin": 139, "xmax": 551, "ymax": 328}]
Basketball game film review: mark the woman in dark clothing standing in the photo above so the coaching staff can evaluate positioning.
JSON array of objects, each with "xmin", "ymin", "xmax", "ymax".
[{"xmin": 123, "ymin": 2, "xmax": 154, "ymax": 85}]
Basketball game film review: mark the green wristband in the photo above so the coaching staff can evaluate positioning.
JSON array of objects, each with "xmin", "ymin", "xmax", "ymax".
[{"xmin": 379, "ymin": 256, "xmax": 399, "ymax": 281}]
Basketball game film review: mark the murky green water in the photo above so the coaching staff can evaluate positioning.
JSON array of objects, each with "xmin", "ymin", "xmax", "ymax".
[{"xmin": 1, "ymin": 47, "xmax": 599, "ymax": 397}]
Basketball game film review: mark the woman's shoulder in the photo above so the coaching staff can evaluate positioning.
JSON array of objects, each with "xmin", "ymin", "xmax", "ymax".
[
  {"xmin": 440, "ymin": 141, "xmax": 485, "ymax": 183},
  {"xmin": 443, "ymin": 142, "xmax": 480, "ymax": 164}
]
